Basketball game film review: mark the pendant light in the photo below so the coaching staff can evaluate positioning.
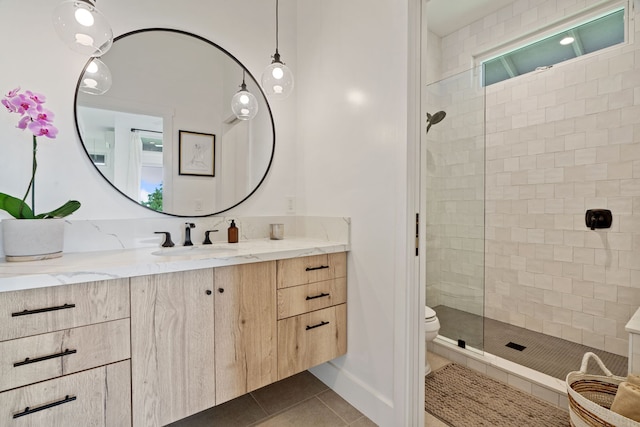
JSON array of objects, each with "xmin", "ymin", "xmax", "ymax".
[
  {"xmin": 52, "ymin": 0, "xmax": 113, "ymax": 57},
  {"xmin": 79, "ymin": 58, "xmax": 112, "ymax": 95},
  {"xmin": 231, "ymin": 71, "xmax": 259, "ymax": 120},
  {"xmin": 261, "ymin": 0, "xmax": 294, "ymax": 99}
]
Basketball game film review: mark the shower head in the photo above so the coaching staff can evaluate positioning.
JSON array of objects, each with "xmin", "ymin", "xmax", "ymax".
[{"xmin": 426, "ymin": 111, "xmax": 446, "ymax": 133}]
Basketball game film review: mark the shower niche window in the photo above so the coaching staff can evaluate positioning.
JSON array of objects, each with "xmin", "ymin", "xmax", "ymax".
[{"xmin": 481, "ymin": 7, "xmax": 625, "ymax": 86}]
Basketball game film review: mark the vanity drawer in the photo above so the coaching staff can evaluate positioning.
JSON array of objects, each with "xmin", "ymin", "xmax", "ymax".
[
  {"xmin": 277, "ymin": 304, "xmax": 347, "ymax": 379},
  {"xmin": 0, "ymin": 360, "xmax": 131, "ymax": 427},
  {"xmin": 276, "ymin": 252, "xmax": 346, "ymax": 289},
  {"xmin": 0, "ymin": 318, "xmax": 130, "ymax": 393},
  {"xmin": 0, "ymin": 279, "xmax": 129, "ymax": 342},
  {"xmin": 277, "ymin": 278, "xmax": 347, "ymax": 319}
]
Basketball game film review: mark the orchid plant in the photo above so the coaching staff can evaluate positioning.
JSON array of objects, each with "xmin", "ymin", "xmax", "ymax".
[{"xmin": 0, "ymin": 88, "xmax": 80, "ymax": 219}]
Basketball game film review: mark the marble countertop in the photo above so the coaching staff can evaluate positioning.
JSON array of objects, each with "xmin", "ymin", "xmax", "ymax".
[
  {"xmin": 0, "ymin": 238, "xmax": 349, "ymax": 293},
  {"xmin": 627, "ymin": 306, "xmax": 640, "ymax": 334}
]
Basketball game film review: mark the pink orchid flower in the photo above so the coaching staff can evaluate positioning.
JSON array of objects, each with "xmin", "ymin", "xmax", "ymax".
[
  {"xmin": 16, "ymin": 115, "xmax": 31, "ymax": 130},
  {"xmin": 32, "ymin": 107, "xmax": 55, "ymax": 123},
  {"xmin": 1, "ymin": 98, "xmax": 15, "ymax": 113},
  {"xmin": 5, "ymin": 87, "xmax": 20, "ymax": 97},
  {"xmin": 28, "ymin": 120, "xmax": 58, "ymax": 139},
  {"xmin": 24, "ymin": 90, "xmax": 46, "ymax": 104},
  {"xmin": 9, "ymin": 94, "xmax": 36, "ymax": 115}
]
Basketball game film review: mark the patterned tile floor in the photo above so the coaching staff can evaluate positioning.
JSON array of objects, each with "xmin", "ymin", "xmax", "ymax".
[
  {"xmin": 168, "ymin": 371, "xmax": 377, "ymax": 426},
  {"xmin": 434, "ymin": 305, "xmax": 628, "ymax": 379}
]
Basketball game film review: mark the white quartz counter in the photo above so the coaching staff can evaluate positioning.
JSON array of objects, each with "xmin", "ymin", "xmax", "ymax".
[{"xmin": 0, "ymin": 238, "xmax": 349, "ymax": 293}]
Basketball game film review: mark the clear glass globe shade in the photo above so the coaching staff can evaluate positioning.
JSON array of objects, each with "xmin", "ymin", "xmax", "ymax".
[
  {"xmin": 52, "ymin": 0, "xmax": 113, "ymax": 56},
  {"xmin": 261, "ymin": 61, "xmax": 294, "ymax": 100},
  {"xmin": 231, "ymin": 89, "xmax": 259, "ymax": 120},
  {"xmin": 80, "ymin": 58, "xmax": 112, "ymax": 95}
]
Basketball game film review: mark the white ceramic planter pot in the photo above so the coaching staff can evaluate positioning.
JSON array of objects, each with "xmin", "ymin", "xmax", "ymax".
[{"xmin": 2, "ymin": 218, "xmax": 65, "ymax": 262}]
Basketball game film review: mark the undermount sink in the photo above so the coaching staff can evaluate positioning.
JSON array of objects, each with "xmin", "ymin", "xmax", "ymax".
[{"xmin": 151, "ymin": 245, "xmax": 237, "ymax": 257}]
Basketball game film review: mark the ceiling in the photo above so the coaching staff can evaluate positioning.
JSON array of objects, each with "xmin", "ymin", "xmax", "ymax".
[{"xmin": 426, "ymin": 0, "xmax": 517, "ymax": 37}]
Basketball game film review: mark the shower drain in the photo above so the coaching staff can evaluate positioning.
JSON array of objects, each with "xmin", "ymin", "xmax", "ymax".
[{"xmin": 505, "ymin": 342, "xmax": 526, "ymax": 351}]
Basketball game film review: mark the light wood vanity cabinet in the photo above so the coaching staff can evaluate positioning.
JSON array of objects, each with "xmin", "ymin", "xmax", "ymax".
[
  {"xmin": 130, "ymin": 269, "xmax": 216, "ymax": 427},
  {"xmin": 276, "ymin": 252, "xmax": 347, "ymax": 379},
  {"xmin": 128, "ymin": 253, "xmax": 347, "ymax": 425},
  {"xmin": 0, "ymin": 279, "xmax": 131, "ymax": 426},
  {"xmin": 0, "ymin": 251, "xmax": 346, "ymax": 426}
]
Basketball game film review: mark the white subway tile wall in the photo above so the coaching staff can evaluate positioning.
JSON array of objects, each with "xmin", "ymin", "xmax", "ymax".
[{"xmin": 427, "ymin": 0, "xmax": 640, "ymax": 357}]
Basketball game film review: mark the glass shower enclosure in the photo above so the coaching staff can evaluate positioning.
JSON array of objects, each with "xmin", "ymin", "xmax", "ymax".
[{"xmin": 423, "ymin": 66, "xmax": 486, "ymax": 352}]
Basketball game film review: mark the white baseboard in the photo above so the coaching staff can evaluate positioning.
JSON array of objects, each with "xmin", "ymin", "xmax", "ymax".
[{"xmin": 310, "ymin": 361, "xmax": 394, "ymax": 426}]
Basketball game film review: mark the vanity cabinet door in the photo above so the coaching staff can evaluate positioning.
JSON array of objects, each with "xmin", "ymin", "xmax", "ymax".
[
  {"xmin": 214, "ymin": 262, "xmax": 277, "ymax": 404},
  {"xmin": 130, "ymin": 269, "xmax": 215, "ymax": 427}
]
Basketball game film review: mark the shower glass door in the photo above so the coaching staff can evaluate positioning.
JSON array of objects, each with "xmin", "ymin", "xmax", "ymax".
[{"xmin": 423, "ymin": 67, "xmax": 486, "ymax": 352}]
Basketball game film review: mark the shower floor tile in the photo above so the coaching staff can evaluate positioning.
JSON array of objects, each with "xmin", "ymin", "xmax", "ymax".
[{"xmin": 433, "ymin": 305, "xmax": 628, "ymax": 379}]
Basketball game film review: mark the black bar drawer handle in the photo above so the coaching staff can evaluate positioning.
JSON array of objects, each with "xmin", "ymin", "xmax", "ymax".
[
  {"xmin": 305, "ymin": 265, "xmax": 329, "ymax": 272},
  {"xmin": 306, "ymin": 321, "xmax": 330, "ymax": 330},
  {"xmin": 13, "ymin": 395, "xmax": 77, "ymax": 419},
  {"xmin": 306, "ymin": 292, "xmax": 330, "ymax": 301},
  {"xmin": 14, "ymin": 349, "xmax": 77, "ymax": 367},
  {"xmin": 11, "ymin": 303, "xmax": 76, "ymax": 317}
]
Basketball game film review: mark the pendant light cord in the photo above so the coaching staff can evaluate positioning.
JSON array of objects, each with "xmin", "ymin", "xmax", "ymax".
[{"xmin": 275, "ymin": 0, "xmax": 279, "ymax": 53}]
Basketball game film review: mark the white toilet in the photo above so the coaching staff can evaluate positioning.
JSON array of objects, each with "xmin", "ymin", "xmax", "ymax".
[{"xmin": 424, "ymin": 305, "xmax": 441, "ymax": 375}]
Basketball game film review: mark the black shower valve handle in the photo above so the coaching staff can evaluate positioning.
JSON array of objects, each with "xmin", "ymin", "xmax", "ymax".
[{"xmin": 585, "ymin": 209, "xmax": 612, "ymax": 230}]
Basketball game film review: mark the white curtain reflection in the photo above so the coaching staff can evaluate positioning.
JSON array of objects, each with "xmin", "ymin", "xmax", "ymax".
[{"xmin": 126, "ymin": 130, "xmax": 142, "ymax": 200}]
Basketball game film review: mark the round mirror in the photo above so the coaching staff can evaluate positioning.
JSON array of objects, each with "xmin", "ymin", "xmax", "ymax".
[{"xmin": 74, "ymin": 28, "xmax": 275, "ymax": 217}]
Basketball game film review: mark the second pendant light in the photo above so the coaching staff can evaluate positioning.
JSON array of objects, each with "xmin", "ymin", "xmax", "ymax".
[
  {"xmin": 261, "ymin": 0, "xmax": 294, "ymax": 99},
  {"xmin": 232, "ymin": 71, "xmax": 259, "ymax": 120}
]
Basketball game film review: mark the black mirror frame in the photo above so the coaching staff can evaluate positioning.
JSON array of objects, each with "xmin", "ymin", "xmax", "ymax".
[{"xmin": 73, "ymin": 27, "xmax": 276, "ymax": 217}]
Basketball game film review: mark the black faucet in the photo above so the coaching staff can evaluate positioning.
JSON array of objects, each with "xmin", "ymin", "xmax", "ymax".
[
  {"xmin": 203, "ymin": 230, "xmax": 219, "ymax": 245},
  {"xmin": 154, "ymin": 231, "xmax": 175, "ymax": 247},
  {"xmin": 184, "ymin": 223, "xmax": 195, "ymax": 246}
]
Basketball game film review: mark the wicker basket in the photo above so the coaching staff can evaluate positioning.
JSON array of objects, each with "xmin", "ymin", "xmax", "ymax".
[{"xmin": 566, "ymin": 352, "xmax": 640, "ymax": 427}]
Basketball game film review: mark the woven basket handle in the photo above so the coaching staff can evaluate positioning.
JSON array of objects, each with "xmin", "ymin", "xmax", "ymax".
[{"xmin": 579, "ymin": 352, "xmax": 614, "ymax": 376}]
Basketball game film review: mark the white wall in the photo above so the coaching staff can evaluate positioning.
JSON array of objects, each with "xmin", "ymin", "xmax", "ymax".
[
  {"xmin": 296, "ymin": 1, "xmax": 414, "ymax": 425},
  {"xmin": 0, "ymin": 1, "xmax": 417, "ymax": 426}
]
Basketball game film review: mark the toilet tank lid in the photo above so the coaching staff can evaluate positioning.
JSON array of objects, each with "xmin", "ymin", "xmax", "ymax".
[{"xmin": 425, "ymin": 306, "xmax": 436, "ymax": 319}]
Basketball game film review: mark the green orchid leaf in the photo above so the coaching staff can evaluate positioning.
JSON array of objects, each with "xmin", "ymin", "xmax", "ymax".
[
  {"xmin": 0, "ymin": 193, "xmax": 35, "ymax": 219},
  {"xmin": 34, "ymin": 200, "xmax": 81, "ymax": 219}
]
